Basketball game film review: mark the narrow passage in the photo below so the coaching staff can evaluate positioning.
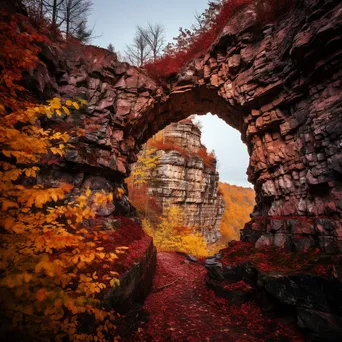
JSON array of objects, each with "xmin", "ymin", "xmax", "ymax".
[{"xmin": 133, "ymin": 252, "xmax": 301, "ymax": 341}]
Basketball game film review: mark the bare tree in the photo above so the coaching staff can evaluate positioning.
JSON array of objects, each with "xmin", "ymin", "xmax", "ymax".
[
  {"xmin": 193, "ymin": 11, "xmax": 205, "ymax": 31},
  {"xmin": 40, "ymin": 0, "xmax": 65, "ymax": 26},
  {"xmin": 52, "ymin": 0, "xmax": 59, "ymax": 25},
  {"xmin": 61, "ymin": 0, "xmax": 92, "ymax": 37},
  {"xmin": 137, "ymin": 23, "xmax": 165, "ymax": 61},
  {"xmin": 125, "ymin": 29, "xmax": 151, "ymax": 67},
  {"xmin": 24, "ymin": 0, "xmax": 93, "ymax": 39},
  {"xmin": 25, "ymin": 0, "xmax": 65, "ymax": 28},
  {"xmin": 23, "ymin": 0, "xmax": 45, "ymax": 20}
]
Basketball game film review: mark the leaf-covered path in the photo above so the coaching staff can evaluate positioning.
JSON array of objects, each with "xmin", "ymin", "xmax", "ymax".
[{"xmin": 133, "ymin": 252, "xmax": 302, "ymax": 341}]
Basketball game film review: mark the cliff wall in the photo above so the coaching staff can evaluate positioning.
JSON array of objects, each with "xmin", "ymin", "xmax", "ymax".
[
  {"xmin": 145, "ymin": 121, "xmax": 225, "ymax": 243},
  {"xmin": 19, "ymin": 0, "xmax": 342, "ymax": 253}
]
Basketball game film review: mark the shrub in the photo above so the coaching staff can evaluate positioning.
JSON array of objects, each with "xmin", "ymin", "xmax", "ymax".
[
  {"xmin": 198, "ymin": 147, "xmax": 216, "ymax": 169},
  {"xmin": 148, "ymin": 140, "xmax": 190, "ymax": 160},
  {"xmin": 149, "ymin": 140, "xmax": 216, "ymax": 170}
]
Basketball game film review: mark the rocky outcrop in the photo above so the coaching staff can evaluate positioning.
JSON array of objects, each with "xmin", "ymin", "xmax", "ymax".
[
  {"xmin": 104, "ymin": 238, "xmax": 156, "ymax": 313},
  {"xmin": 134, "ymin": 0, "xmax": 342, "ymax": 253},
  {"xmin": 206, "ymin": 252, "xmax": 342, "ymax": 341},
  {"xmin": 23, "ymin": 0, "xmax": 342, "ymax": 253},
  {"xmin": 145, "ymin": 121, "xmax": 225, "ymax": 243}
]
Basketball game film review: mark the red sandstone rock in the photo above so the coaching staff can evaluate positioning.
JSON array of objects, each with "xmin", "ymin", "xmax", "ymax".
[{"xmin": 22, "ymin": 0, "xmax": 342, "ymax": 253}]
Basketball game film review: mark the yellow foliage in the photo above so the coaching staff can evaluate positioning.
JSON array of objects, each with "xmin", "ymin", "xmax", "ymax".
[
  {"xmin": 116, "ymin": 187, "xmax": 125, "ymax": 198},
  {"xmin": 142, "ymin": 206, "xmax": 208, "ymax": 258},
  {"xmin": 0, "ymin": 99, "xmax": 122, "ymax": 340},
  {"xmin": 128, "ymin": 146, "xmax": 160, "ymax": 188},
  {"xmin": 181, "ymin": 233, "xmax": 209, "ymax": 257}
]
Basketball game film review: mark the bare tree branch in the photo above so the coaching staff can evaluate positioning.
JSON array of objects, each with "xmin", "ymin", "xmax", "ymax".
[
  {"xmin": 137, "ymin": 23, "xmax": 165, "ymax": 61},
  {"xmin": 125, "ymin": 28, "xmax": 151, "ymax": 67},
  {"xmin": 152, "ymin": 278, "xmax": 180, "ymax": 293},
  {"xmin": 60, "ymin": 0, "xmax": 92, "ymax": 37}
]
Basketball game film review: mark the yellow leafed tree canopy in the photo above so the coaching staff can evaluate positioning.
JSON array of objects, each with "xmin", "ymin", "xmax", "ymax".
[
  {"xmin": 142, "ymin": 206, "xmax": 208, "ymax": 258},
  {"xmin": 126, "ymin": 140, "xmax": 209, "ymax": 257},
  {"xmin": 0, "ymin": 13, "xmax": 126, "ymax": 340},
  {"xmin": 128, "ymin": 146, "xmax": 160, "ymax": 189},
  {"xmin": 0, "ymin": 99, "xmax": 124, "ymax": 341}
]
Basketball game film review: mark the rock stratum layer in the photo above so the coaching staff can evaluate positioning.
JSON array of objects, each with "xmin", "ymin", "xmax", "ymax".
[
  {"xmin": 27, "ymin": 0, "xmax": 342, "ymax": 253},
  {"xmin": 144, "ymin": 121, "xmax": 224, "ymax": 243}
]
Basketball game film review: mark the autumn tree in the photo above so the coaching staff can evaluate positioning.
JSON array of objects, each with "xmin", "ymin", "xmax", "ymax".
[
  {"xmin": 0, "ymin": 12, "xmax": 123, "ymax": 340},
  {"xmin": 0, "ymin": 97, "xmax": 124, "ymax": 340},
  {"xmin": 130, "ymin": 146, "xmax": 160, "ymax": 191},
  {"xmin": 142, "ymin": 206, "xmax": 208, "ymax": 257},
  {"xmin": 0, "ymin": 11, "xmax": 48, "ymax": 110}
]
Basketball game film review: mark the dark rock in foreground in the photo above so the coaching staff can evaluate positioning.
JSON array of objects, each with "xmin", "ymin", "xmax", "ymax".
[{"xmin": 206, "ymin": 250, "xmax": 342, "ymax": 341}]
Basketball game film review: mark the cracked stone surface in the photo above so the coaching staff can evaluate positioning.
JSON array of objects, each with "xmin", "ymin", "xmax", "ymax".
[{"xmin": 28, "ymin": 0, "xmax": 342, "ymax": 253}]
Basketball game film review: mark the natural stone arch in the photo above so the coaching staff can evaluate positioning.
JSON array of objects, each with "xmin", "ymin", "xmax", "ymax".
[
  {"xmin": 26, "ymin": 0, "xmax": 342, "ymax": 253},
  {"xmin": 130, "ymin": 87, "xmax": 245, "ymax": 143},
  {"xmin": 123, "ymin": 0, "xmax": 342, "ymax": 253}
]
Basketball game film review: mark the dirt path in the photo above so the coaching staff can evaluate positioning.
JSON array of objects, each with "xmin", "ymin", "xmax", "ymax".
[{"xmin": 133, "ymin": 252, "xmax": 302, "ymax": 342}]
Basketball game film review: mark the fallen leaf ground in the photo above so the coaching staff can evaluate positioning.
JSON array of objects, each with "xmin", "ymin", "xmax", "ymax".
[{"xmin": 132, "ymin": 252, "xmax": 303, "ymax": 342}]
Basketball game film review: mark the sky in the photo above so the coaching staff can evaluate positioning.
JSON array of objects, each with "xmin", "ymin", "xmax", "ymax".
[
  {"xmin": 195, "ymin": 114, "xmax": 251, "ymax": 188},
  {"xmin": 88, "ymin": 0, "xmax": 210, "ymax": 53},
  {"xmin": 89, "ymin": 1, "xmax": 251, "ymax": 188}
]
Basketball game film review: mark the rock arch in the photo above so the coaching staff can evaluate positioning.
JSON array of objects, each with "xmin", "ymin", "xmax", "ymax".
[
  {"xmin": 31, "ymin": 0, "xmax": 342, "ymax": 253},
  {"xmin": 123, "ymin": 0, "xmax": 342, "ymax": 253}
]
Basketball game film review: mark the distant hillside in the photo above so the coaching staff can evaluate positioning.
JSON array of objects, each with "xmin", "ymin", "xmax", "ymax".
[{"xmin": 218, "ymin": 182, "xmax": 255, "ymax": 241}]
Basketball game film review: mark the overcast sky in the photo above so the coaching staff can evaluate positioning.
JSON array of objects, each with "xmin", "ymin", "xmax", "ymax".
[{"xmin": 89, "ymin": 0, "xmax": 252, "ymax": 188}]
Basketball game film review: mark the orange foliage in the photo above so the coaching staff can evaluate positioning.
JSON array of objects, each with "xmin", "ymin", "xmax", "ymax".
[
  {"xmin": 144, "ymin": 0, "xmax": 295, "ymax": 81},
  {"xmin": 127, "ymin": 184, "xmax": 163, "ymax": 225},
  {"xmin": 198, "ymin": 146, "xmax": 216, "ymax": 169},
  {"xmin": 0, "ymin": 13, "xmax": 124, "ymax": 340},
  {"xmin": 148, "ymin": 140, "xmax": 190, "ymax": 159},
  {"xmin": 148, "ymin": 140, "xmax": 216, "ymax": 170},
  {"xmin": 0, "ymin": 97, "xmax": 124, "ymax": 340},
  {"xmin": 219, "ymin": 182, "xmax": 255, "ymax": 242}
]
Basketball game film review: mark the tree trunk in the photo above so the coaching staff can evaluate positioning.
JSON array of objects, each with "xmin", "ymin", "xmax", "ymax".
[
  {"xmin": 40, "ymin": 0, "xmax": 43, "ymax": 19},
  {"xmin": 52, "ymin": 0, "xmax": 57, "ymax": 25},
  {"xmin": 66, "ymin": 9, "xmax": 70, "ymax": 37}
]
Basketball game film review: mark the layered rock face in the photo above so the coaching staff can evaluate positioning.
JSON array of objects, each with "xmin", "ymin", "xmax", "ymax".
[
  {"xmin": 27, "ymin": 0, "xmax": 342, "ymax": 253},
  {"xmin": 131, "ymin": 0, "xmax": 342, "ymax": 253},
  {"xmin": 206, "ymin": 250, "xmax": 342, "ymax": 341},
  {"xmin": 146, "ymin": 121, "xmax": 225, "ymax": 243}
]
